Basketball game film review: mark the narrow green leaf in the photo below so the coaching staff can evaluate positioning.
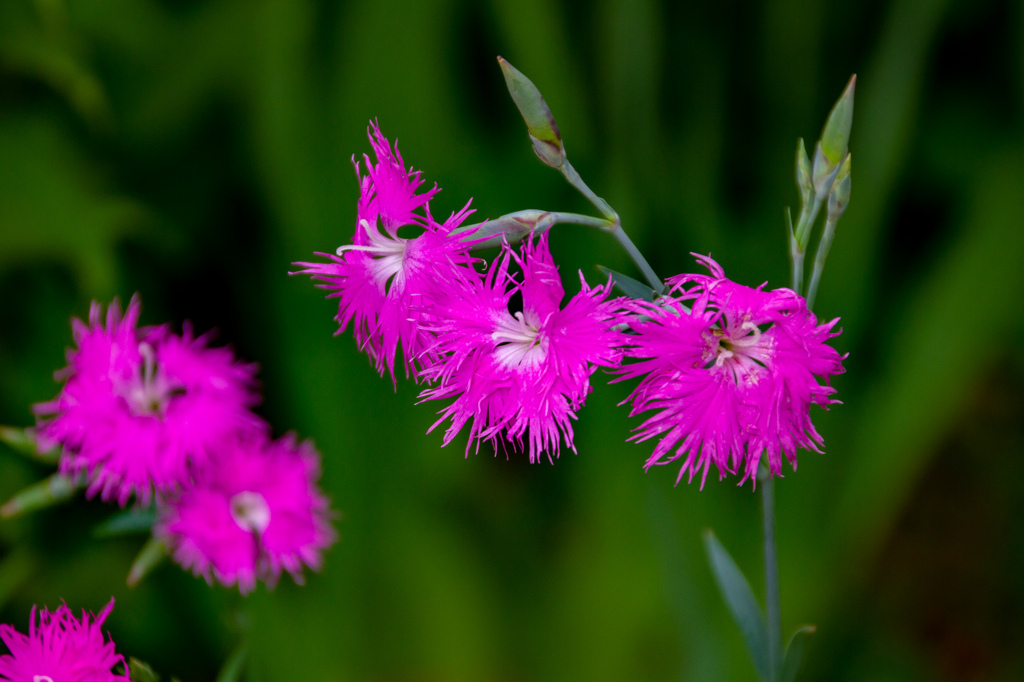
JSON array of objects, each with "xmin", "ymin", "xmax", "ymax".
[
  {"xmin": 93, "ymin": 507, "xmax": 157, "ymax": 538},
  {"xmin": 0, "ymin": 426, "xmax": 60, "ymax": 463},
  {"xmin": 780, "ymin": 625, "xmax": 817, "ymax": 682},
  {"xmin": 129, "ymin": 658, "xmax": 161, "ymax": 682},
  {"xmin": 127, "ymin": 535, "xmax": 168, "ymax": 587},
  {"xmin": 702, "ymin": 529, "xmax": 770, "ymax": 681},
  {"xmin": 215, "ymin": 643, "xmax": 248, "ymax": 682},
  {"xmin": 0, "ymin": 473, "xmax": 80, "ymax": 519},
  {"xmin": 597, "ymin": 266, "xmax": 656, "ymax": 302}
]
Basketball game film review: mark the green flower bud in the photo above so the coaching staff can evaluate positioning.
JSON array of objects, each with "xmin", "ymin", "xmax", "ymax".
[
  {"xmin": 827, "ymin": 154, "xmax": 852, "ymax": 222},
  {"xmin": 497, "ymin": 56, "xmax": 566, "ymax": 168},
  {"xmin": 795, "ymin": 137, "xmax": 812, "ymax": 200},
  {"xmin": 812, "ymin": 141, "xmax": 841, "ymax": 200},
  {"xmin": 820, "ymin": 75, "xmax": 856, "ymax": 167}
]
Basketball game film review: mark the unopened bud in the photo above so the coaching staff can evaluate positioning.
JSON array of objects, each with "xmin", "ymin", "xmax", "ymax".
[
  {"xmin": 795, "ymin": 138, "xmax": 812, "ymax": 201},
  {"xmin": 820, "ymin": 75, "xmax": 856, "ymax": 167},
  {"xmin": 827, "ymin": 154, "xmax": 852, "ymax": 222},
  {"xmin": 812, "ymin": 141, "xmax": 842, "ymax": 200},
  {"xmin": 497, "ymin": 57, "xmax": 566, "ymax": 168}
]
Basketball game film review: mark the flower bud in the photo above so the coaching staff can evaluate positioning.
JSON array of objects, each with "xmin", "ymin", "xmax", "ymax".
[
  {"xmin": 812, "ymin": 141, "xmax": 841, "ymax": 201},
  {"xmin": 795, "ymin": 137, "xmax": 812, "ymax": 200},
  {"xmin": 820, "ymin": 75, "xmax": 856, "ymax": 167},
  {"xmin": 827, "ymin": 154, "xmax": 851, "ymax": 222},
  {"xmin": 497, "ymin": 56, "xmax": 566, "ymax": 168}
]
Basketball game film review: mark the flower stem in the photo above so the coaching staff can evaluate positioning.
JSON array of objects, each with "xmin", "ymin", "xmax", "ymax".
[
  {"xmin": 761, "ymin": 472, "xmax": 782, "ymax": 681},
  {"xmin": 789, "ymin": 195, "xmax": 824, "ymax": 297},
  {"xmin": 805, "ymin": 216, "xmax": 837, "ymax": 310},
  {"xmin": 559, "ymin": 158, "xmax": 663, "ymax": 293}
]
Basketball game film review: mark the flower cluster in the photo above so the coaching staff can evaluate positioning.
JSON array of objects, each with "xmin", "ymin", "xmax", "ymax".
[
  {"xmin": 300, "ymin": 124, "xmax": 844, "ymax": 482},
  {"xmin": 36, "ymin": 297, "xmax": 336, "ymax": 592},
  {"xmin": 0, "ymin": 600, "xmax": 128, "ymax": 682}
]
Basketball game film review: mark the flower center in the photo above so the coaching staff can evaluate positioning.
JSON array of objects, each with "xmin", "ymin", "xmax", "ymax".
[
  {"xmin": 337, "ymin": 218, "xmax": 409, "ymax": 293},
  {"xmin": 230, "ymin": 491, "xmax": 271, "ymax": 534},
  {"xmin": 123, "ymin": 343, "xmax": 182, "ymax": 417},
  {"xmin": 492, "ymin": 310, "xmax": 548, "ymax": 369},
  {"xmin": 34, "ymin": 676, "xmax": 54, "ymax": 682},
  {"xmin": 707, "ymin": 319, "xmax": 772, "ymax": 384}
]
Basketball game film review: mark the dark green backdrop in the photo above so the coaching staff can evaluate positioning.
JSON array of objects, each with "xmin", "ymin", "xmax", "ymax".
[{"xmin": 2, "ymin": 0, "xmax": 1023, "ymax": 680}]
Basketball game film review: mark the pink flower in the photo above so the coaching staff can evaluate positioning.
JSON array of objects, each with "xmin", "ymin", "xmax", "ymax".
[
  {"xmin": 419, "ymin": 234, "xmax": 625, "ymax": 462},
  {"xmin": 0, "ymin": 599, "xmax": 129, "ymax": 682},
  {"xmin": 156, "ymin": 434, "xmax": 337, "ymax": 594},
  {"xmin": 619, "ymin": 255, "xmax": 845, "ymax": 486},
  {"xmin": 34, "ymin": 297, "xmax": 264, "ymax": 506},
  {"xmin": 295, "ymin": 122, "xmax": 478, "ymax": 382}
]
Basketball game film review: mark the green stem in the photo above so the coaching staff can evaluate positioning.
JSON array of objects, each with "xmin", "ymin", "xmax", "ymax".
[
  {"xmin": 611, "ymin": 226, "xmax": 663, "ymax": 294},
  {"xmin": 805, "ymin": 216, "xmax": 837, "ymax": 310},
  {"xmin": 789, "ymin": 195, "xmax": 824, "ymax": 297},
  {"xmin": 761, "ymin": 473, "xmax": 781, "ymax": 681},
  {"xmin": 559, "ymin": 158, "xmax": 663, "ymax": 293}
]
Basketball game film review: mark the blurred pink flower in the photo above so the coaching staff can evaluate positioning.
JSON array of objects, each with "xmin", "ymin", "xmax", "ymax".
[
  {"xmin": 619, "ymin": 255, "xmax": 845, "ymax": 486},
  {"xmin": 157, "ymin": 434, "xmax": 337, "ymax": 594},
  {"xmin": 419, "ymin": 234, "xmax": 625, "ymax": 462},
  {"xmin": 34, "ymin": 297, "xmax": 264, "ymax": 506},
  {"xmin": 0, "ymin": 599, "xmax": 129, "ymax": 682},
  {"xmin": 295, "ymin": 122, "xmax": 478, "ymax": 382}
]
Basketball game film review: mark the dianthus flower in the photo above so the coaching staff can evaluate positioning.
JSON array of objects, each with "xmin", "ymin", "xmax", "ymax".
[
  {"xmin": 0, "ymin": 599, "xmax": 129, "ymax": 682},
  {"xmin": 419, "ymin": 234, "xmax": 625, "ymax": 462},
  {"xmin": 295, "ymin": 122, "xmax": 479, "ymax": 382},
  {"xmin": 157, "ymin": 434, "xmax": 337, "ymax": 594},
  {"xmin": 34, "ymin": 297, "xmax": 264, "ymax": 506},
  {"xmin": 618, "ymin": 255, "xmax": 845, "ymax": 486}
]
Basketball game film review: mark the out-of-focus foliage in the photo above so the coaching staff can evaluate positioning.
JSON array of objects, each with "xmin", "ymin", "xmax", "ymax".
[{"xmin": 1, "ymin": 0, "xmax": 1023, "ymax": 680}]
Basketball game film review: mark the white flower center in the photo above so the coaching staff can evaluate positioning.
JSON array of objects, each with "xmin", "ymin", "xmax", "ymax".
[
  {"xmin": 123, "ymin": 342, "xmax": 182, "ymax": 417},
  {"xmin": 492, "ymin": 310, "xmax": 548, "ymax": 369},
  {"xmin": 35, "ymin": 676, "xmax": 54, "ymax": 682},
  {"xmin": 230, "ymin": 491, "xmax": 271, "ymax": 534},
  {"xmin": 337, "ymin": 218, "xmax": 409, "ymax": 293},
  {"xmin": 708, "ymin": 319, "xmax": 772, "ymax": 384}
]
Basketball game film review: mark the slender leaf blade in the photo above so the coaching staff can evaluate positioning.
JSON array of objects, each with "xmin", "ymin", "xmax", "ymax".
[
  {"xmin": 597, "ymin": 266, "xmax": 655, "ymax": 302},
  {"xmin": 780, "ymin": 625, "xmax": 817, "ymax": 682},
  {"xmin": 216, "ymin": 643, "xmax": 248, "ymax": 682},
  {"xmin": 93, "ymin": 507, "xmax": 157, "ymax": 538},
  {"xmin": 702, "ymin": 529, "xmax": 770, "ymax": 680}
]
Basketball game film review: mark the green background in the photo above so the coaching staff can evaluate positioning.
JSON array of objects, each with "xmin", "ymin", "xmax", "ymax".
[{"xmin": 2, "ymin": 0, "xmax": 1023, "ymax": 680}]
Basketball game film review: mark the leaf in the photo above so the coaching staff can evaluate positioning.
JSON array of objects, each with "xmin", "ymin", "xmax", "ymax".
[
  {"xmin": 126, "ymin": 535, "xmax": 168, "ymax": 587},
  {"xmin": 780, "ymin": 625, "xmax": 817, "ymax": 682},
  {"xmin": 597, "ymin": 266, "xmax": 656, "ymax": 302},
  {"xmin": 0, "ymin": 426, "xmax": 60, "ymax": 463},
  {"xmin": 129, "ymin": 658, "xmax": 161, "ymax": 682},
  {"xmin": 819, "ymin": 76, "xmax": 855, "ymax": 166},
  {"xmin": 93, "ymin": 507, "xmax": 157, "ymax": 538},
  {"xmin": 702, "ymin": 529, "xmax": 770, "ymax": 681},
  {"xmin": 0, "ymin": 472, "xmax": 80, "ymax": 519},
  {"xmin": 215, "ymin": 643, "xmax": 248, "ymax": 682}
]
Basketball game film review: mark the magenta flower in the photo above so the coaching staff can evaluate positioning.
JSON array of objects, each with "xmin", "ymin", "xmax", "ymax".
[
  {"xmin": 419, "ymin": 234, "xmax": 625, "ymax": 462},
  {"xmin": 157, "ymin": 434, "xmax": 337, "ymax": 594},
  {"xmin": 295, "ymin": 122, "xmax": 478, "ymax": 382},
  {"xmin": 619, "ymin": 255, "xmax": 845, "ymax": 486},
  {"xmin": 0, "ymin": 599, "xmax": 129, "ymax": 682},
  {"xmin": 34, "ymin": 297, "xmax": 264, "ymax": 506}
]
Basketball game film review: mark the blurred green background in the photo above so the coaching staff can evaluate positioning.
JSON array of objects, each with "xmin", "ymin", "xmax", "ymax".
[{"xmin": 2, "ymin": 0, "xmax": 1024, "ymax": 679}]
